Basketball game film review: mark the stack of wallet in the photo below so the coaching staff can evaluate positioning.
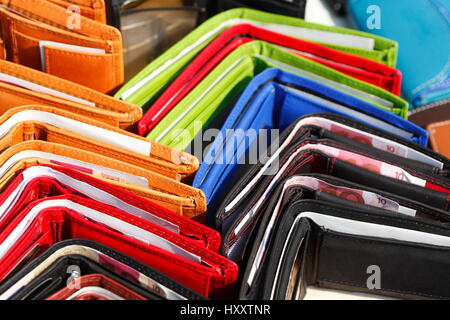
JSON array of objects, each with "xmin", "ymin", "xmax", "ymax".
[{"xmin": 0, "ymin": 0, "xmax": 449, "ymax": 300}]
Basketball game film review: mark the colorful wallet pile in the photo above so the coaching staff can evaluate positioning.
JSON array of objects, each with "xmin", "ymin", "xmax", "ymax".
[{"xmin": 0, "ymin": 1, "xmax": 449, "ymax": 300}]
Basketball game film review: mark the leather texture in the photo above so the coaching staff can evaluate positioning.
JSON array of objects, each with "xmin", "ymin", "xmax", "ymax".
[
  {"xmin": 193, "ymin": 69, "xmax": 425, "ymax": 208},
  {"xmin": 0, "ymin": 0, "xmax": 123, "ymax": 93},
  {"xmin": 0, "ymin": 60, "xmax": 140, "ymax": 129}
]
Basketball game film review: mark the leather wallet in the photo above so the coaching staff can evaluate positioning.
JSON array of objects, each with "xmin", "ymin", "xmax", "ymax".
[
  {"xmin": 348, "ymin": 0, "xmax": 450, "ymax": 110},
  {"xmin": 0, "ymin": 105, "xmax": 199, "ymax": 181},
  {"xmin": 0, "ymin": 141, "xmax": 207, "ymax": 220},
  {"xmin": 0, "ymin": 164, "xmax": 214, "ymax": 239},
  {"xmin": 409, "ymin": 103, "xmax": 450, "ymax": 128},
  {"xmin": 138, "ymin": 23, "xmax": 402, "ymax": 136},
  {"xmin": 0, "ymin": 194, "xmax": 238, "ymax": 297},
  {"xmin": 255, "ymin": 200, "xmax": 450, "ymax": 300},
  {"xmin": 116, "ymin": 8, "xmax": 398, "ymax": 107},
  {"xmin": 0, "ymin": 59, "xmax": 141, "ymax": 129},
  {"xmin": 147, "ymin": 41, "xmax": 407, "ymax": 151},
  {"xmin": 47, "ymin": 274, "xmax": 147, "ymax": 300},
  {"xmin": 209, "ymin": 0, "xmax": 307, "ymax": 19},
  {"xmin": 0, "ymin": 239, "xmax": 206, "ymax": 300},
  {"xmin": 0, "ymin": 0, "xmax": 123, "ymax": 93},
  {"xmin": 214, "ymin": 114, "xmax": 449, "ymax": 265},
  {"xmin": 428, "ymin": 120, "xmax": 450, "ymax": 158},
  {"xmin": 240, "ymin": 174, "xmax": 450, "ymax": 299},
  {"xmin": 47, "ymin": 0, "xmax": 107, "ymax": 23},
  {"xmin": 193, "ymin": 69, "xmax": 424, "ymax": 211}
]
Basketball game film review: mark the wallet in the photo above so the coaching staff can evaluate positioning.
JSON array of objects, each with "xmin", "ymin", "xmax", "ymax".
[
  {"xmin": 193, "ymin": 69, "xmax": 424, "ymax": 210},
  {"xmin": 0, "ymin": 0, "xmax": 123, "ymax": 93},
  {"xmin": 0, "ymin": 194, "xmax": 238, "ymax": 297},
  {"xmin": 47, "ymin": 0, "xmax": 107, "ymax": 23},
  {"xmin": 147, "ymin": 41, "xmax": 407, "ymax": 151},
  {"xmin": 0, "ymin": 106, "xmax": 199, "ymax": 181},
  {"xmin": 218, "ymin": 147, "xmax": 450, "ymax": 264},
  {"xmin": 138, "ymin": 23, "xmax": 402, "ymax": 136},
  {"xmin": 409, "ymin": 103, "xmax": 450, "ymax": 128},
  {"xmin": 240, "ymin": 174, "xmax": 450, "ymax": 299},
  {"xmin": 0, "ymin": 239, "xmax": 206, "ymax": 300},
  {"xmin": 116, "ymin": 8, "xmax": 398, "ymax": 107},
  {"xmin": 428, "ymin": 120, "xmax": 450, "ymax": 158},
  {"xmin": 348, "ymin": 0, "xmax": 450, "ymax": 110},
  {"xmin": 0, "ymin": 59, "xmax": 141, "ymax": 129},
  {"xmin": 255, "ymin": 200, "xmax": 450, "ymax": 300},
  {"xmin": 0, "ymin": 163, "xmax": 212, "ymax": 233}
]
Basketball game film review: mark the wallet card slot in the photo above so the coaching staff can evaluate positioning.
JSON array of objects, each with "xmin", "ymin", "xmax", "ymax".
[
  {"xmin": 0, "ymin": 166, "xmax": 179, "ymax": 234},
  {"xmin": 0, "ymin": 110, "xmax": 152, "ymax": 156}
]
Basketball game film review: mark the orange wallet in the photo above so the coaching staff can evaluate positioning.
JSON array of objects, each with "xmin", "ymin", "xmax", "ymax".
[
  {"xmin": 0, "ymin": 0, "xmax": 122, "ymax": 93},
  {"xmin": 428, "ymin": 120, "xmax": 450, "ymax": 158},
  {"xmin": 47, "ymin": 0, "xmax": 107, "ymax": 23},
  {"xmin": 0, "ymin": 105, "xmax": 200, "ymax": 180},
  {"xmin": 0, "ymin": 59, "xmax": 140, "ymax": 129},
  {"xmin": 0, "ymin": 140, "xmax": 207, "ymax": 219},
  {"xmin": 0, "ymin": 39, "xmax": 4, "ymax": 59}
]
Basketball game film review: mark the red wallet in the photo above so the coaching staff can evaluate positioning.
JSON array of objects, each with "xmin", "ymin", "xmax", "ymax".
[
  {"xmin": 0, "ymin": 194, "xmax": 238, "ymax": 298},
  {"xmin": 137, "ymin": 23, "xmax": 402, "ymax": 136},
  {"xmin": 0, "ymin": 164, "xmax": 220, "ymax": 252}
]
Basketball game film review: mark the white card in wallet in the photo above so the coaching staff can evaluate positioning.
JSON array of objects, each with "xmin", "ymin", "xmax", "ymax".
[{"xmin": 39, "ymin": 41, "xmax": 105, "ymax": 72}]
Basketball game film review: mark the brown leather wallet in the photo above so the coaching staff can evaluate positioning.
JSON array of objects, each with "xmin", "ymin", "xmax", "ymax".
[
  {"xmin": 409, "ymin": 102, "xmax": 450, "ymax": 128},
  {"xmin": 0, "ymin": 0, "xmax": 123, "ymax": 93},
  {"xmin": 45, "ymin": 274, "xmax": 147, "ymax": 300},
  {"xmin": 0, "ymin": 59, "xmax": 141, "ymax": 129},
  {"xmin": 47, "ymin": 0, "xmax": 107, "ymax": 23},
  {"xmin": 427, "ymin": 120, "xmax": 450, "ymax": 158},
  {"xmin": 0, "ymin": 105, "xmax": 200, "ymax": 181},
  {"xmin": 0, "ymin": 140, "xmax": 207, "ymax": 219}
]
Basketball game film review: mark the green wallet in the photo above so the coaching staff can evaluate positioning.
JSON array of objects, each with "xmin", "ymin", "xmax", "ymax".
[
  {"xmin": 147, "ymin": 41, "xmax": 407, "ymax": 151},
  {"xmin": 115, "ymin": 8, "xmax": 398, "ymax": 108}
]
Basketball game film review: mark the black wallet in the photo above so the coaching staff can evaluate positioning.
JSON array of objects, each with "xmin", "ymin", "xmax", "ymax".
[
  {"xmin": 253, "ymin": 200, "xmax": 450, "ymax": 300},
  {"xmin": 215, "ymin": 114, "xmax": 450, "ymax": 268}
]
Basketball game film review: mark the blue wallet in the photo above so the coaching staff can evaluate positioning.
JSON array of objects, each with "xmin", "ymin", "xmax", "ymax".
[
  {"xmin": 348, "ymin": 0, "xmax": 450, "ymax": 109},
  {"xmin": 193, "ymin": 68, "xmax": 428, "ymax": 210}
]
